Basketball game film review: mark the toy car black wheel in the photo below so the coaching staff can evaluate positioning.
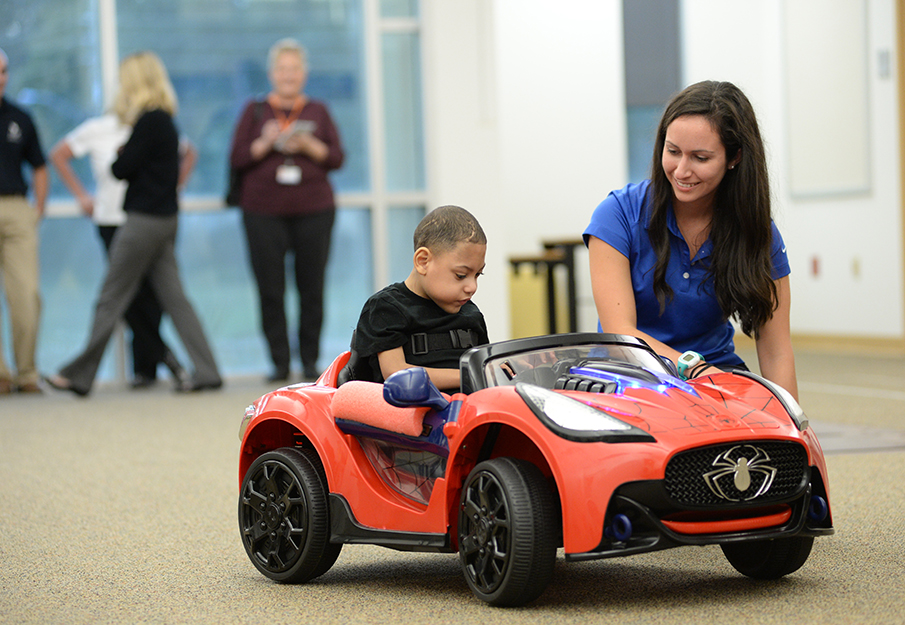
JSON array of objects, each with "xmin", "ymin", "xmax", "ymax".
[
  {"xmin": 239, "ymin": 447, "xmax": 341, "ymax": 583},
  {"xmin": 458, "ymin": 457, "xmax": 557, "ymax": 606},
  {"xmin": 721, "ymin": 536, "xmax": 814, "ymax": 579}
]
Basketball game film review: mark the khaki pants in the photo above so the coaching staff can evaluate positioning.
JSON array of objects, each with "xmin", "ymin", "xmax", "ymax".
[{"xmin": 0, "ymin": 196, "xmax": 40, "ymax": 386}]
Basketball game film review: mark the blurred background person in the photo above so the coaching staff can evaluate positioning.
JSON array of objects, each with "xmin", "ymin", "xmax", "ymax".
[
  {"xmin": 228, "ymin": 38, "xmax": 344, "ymax": 382},
  {"xmin": 50, "ymin": 95, "xmax": 198, "ymax": 389},
  {"xmin": 0, "ymin": 47, "xmax": 47, "ymax": 395},
  {"xmin": 46, "ymin": 51, "xmax": 220, "ymax": 396}
]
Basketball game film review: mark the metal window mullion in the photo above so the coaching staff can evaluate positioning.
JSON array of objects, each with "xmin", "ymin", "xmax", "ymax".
[
  {"xmin": 365, "ymin": 0, "xmax": 389, "ymax": 291},
  {"xmin": 98, "ymin": 0, "xmax": 119, "ymax": 108}
]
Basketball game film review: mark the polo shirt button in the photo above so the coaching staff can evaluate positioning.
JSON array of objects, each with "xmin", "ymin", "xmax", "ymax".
[{"xmin": 683, "ymin": 272, "xmax": 690, "ymax": 279}]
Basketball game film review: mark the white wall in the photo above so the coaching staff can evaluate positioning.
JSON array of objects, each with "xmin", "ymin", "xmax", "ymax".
[
  {"xmin": 682, "ymin": 0, "xmax": 904, "ymax": 340},
  {"xmin": 423, "ymin": 0, "xmax": 626, "ymax": 339},
  {"xmin": 423, "ymin": 0, "xmax": 904, "ymax": 342}
]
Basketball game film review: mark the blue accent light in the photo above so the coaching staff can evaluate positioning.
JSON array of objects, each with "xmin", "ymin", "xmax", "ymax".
[{"xmin": 569, "ymin": 366, "xmax": 699, "ymax": 397}]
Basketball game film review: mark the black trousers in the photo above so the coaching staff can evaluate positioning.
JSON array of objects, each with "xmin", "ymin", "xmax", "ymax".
[
  {"xmin": 242, "ymin": 209, "xmax": 335, "ymax": 374},
  {"xmin": 98, "ymin": 225, "xmax": 168, "ymax": 379}
]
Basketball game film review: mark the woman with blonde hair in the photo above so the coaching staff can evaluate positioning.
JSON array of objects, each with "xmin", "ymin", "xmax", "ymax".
[
  {"xmin": 50, "ymin": 51, "xmax": 199, "ymax": 390},
  {"xmin": 47, "ymin": 52, "xmax": 221, "ymax": 396}
]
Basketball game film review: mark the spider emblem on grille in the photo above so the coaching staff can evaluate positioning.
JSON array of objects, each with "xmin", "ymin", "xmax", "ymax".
[{"xmin": 703, "ymin": 445, "xmax": 777, "ymax": 501}]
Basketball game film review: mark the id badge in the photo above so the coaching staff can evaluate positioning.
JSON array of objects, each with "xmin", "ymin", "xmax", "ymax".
[{"xmin": 276, "ymin": 163, "xmax": 302, "ymax": 185}]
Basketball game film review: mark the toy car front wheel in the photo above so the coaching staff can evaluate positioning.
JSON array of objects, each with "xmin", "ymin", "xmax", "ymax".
[
  {"xmin": 458, "ymin": 457, "xmax": 557, "ymax": 606},
  {"xmin": 721, "ymin": 536, "xmax": 814, "ymax": 579},
  {"xmin": 239, "ymin": 447, "xmax": 342, "ymax": 583}
]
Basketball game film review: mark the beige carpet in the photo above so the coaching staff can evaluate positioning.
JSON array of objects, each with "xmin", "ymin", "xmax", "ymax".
[{"xmin": 1, "ymin": 349, "xmax": 903, "ymax": 624}]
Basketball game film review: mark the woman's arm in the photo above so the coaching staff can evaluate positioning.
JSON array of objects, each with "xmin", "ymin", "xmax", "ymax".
[
  {"xmin": 590, "ymin": 236, "xmax": 676, "ymax": 360},
  {"xmin": 377, "ymin": 346, "xmax": 462, "ymax": 391},
  {"xmin": 755, "ymin": 276, "xmax": 798, "ymax": 400}
]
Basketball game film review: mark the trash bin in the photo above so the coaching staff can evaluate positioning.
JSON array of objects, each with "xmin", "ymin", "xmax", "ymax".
[{"xmin": 508, "ymin": 249, "xmax": 571, "ymax": 338}]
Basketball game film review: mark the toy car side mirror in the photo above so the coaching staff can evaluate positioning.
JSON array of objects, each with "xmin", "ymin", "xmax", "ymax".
[{"xmin": 383, "ymin": 367, "xmax": 450, "ymax": 411}]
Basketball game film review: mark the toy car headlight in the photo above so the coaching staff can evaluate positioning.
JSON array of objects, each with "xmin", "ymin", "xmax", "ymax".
[
  {"xmin": 516, "ymin": 383, "xmax": 655, "ymax": 443},
  {"xmin": 239, "ymin": 404, "xmax": 255, "ymax": 441},
  {"xmin": 732, "ymin": 371, "xmax": 808, "ymax": 431},
  {"xmin": 758, "ymin": 377, "xmax": 809, "ymax": 431}
]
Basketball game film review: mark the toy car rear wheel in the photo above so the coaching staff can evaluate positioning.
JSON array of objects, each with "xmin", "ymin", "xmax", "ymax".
[
  {"xmin": 721, "ymin": 536, "xmax": 814, "ymax": 579},
  {"xmin": 239, "ymin": 447, "xmax": 341, "ymax": 583},
  {"xmin": 458, "ymin": 457, "xmax": 557, "ymax": 606}
]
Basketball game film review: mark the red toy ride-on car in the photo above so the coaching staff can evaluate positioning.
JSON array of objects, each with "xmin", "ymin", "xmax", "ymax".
[{"xmin": 237, "ymin": 333, "xmax": 833, "ymax": 606}]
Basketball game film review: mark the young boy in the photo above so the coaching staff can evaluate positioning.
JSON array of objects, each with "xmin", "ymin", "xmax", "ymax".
[{"xmin": 353, "ymin": 205, "xmax": 488, "ymax": 391}]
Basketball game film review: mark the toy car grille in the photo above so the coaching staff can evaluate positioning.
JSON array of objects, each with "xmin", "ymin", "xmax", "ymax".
[{"xmin": 664, "ymin": 441, "xmax": 808, "ymax": 507}]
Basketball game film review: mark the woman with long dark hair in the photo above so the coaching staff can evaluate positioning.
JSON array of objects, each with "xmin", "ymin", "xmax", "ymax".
[{"xmin": 583, "ymin": 80, "xmax": 797, "ymax": 398}]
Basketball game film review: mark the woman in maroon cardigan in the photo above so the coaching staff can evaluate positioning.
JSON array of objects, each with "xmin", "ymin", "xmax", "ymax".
[{"xmin": 229, "ymin": 38, "xmax": 344, "ymax": 383}]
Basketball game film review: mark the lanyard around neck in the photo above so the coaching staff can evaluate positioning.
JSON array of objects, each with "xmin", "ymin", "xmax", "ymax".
[{"xmin": 267, "ymin": 94, "xmax": 307, "ymax": 131}]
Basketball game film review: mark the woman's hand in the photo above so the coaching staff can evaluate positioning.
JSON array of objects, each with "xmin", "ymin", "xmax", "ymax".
[
  {"xmin": 250, "ymin": 120, "xmax": 281, "ymax": 160},
  {"xmin": 688, "ymin": 363, "xmax": 721, "ymax": 379},
  {"xmin": 281, "ymin": 131, "xmax": 329, "ymax": 162}
]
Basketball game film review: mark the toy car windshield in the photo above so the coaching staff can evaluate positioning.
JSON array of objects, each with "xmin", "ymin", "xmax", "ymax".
[{"xmin": 463, "ymin": 333, "xmax": 675, "ymax": 393}]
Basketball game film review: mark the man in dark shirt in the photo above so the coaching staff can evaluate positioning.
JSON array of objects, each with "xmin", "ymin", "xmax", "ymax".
[{"xmin": 0, "ymin": 48, "xmax": 47, "ymax": 395}]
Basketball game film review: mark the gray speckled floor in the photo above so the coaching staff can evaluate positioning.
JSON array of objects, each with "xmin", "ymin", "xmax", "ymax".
[{"xmin": 1, "ymin": 349, "xmax": 903, "ymax": 624}]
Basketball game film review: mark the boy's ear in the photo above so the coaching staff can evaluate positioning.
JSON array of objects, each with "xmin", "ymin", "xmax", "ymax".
[{"xmin": 413, "ymin": 247, "xmax": 432, "ymax": 275}]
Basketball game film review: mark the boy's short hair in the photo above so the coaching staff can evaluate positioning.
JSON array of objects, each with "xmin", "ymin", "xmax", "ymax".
[{"xmin": 413, "ymin": 205, "xmax": 486, "ymax": 253}]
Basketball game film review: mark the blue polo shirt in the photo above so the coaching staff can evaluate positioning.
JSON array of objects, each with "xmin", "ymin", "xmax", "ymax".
[{"xmin": 582, "ymin": 180, "xmax": 790, "ymax": 367}]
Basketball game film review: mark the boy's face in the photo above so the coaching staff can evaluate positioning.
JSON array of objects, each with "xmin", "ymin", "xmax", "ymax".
[{"xmin": 415, "ymin": 241, "xmax": 486, "ymax": 314}]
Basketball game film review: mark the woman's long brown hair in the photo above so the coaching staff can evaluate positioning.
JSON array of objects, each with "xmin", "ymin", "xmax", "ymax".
[{"xmin": 647, "ymin": 80, "xmax": 777, "ymax": 337}]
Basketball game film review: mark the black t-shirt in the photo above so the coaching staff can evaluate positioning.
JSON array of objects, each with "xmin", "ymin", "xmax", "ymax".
[
  {"xmin": 0, "ymin": 98, "xmax": 46, "ymax": 196},
  {"xmin": 353, "ymin": 282, "xmax": 489, "ymax": 383}
]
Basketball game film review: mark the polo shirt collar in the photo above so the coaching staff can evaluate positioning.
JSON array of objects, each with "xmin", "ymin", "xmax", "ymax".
[{"xmin": 663, "ymin": 204, "xmax": 713, "ymax": 261}]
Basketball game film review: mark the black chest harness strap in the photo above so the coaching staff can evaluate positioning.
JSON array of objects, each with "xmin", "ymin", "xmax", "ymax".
[{"xmin": 410, "ymin": 329, "xmax": 480, "ymax": 356}]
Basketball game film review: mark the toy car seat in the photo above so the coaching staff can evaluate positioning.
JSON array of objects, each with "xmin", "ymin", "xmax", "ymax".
[{"xmin": 337, "ymin": 331, "xmax": 379, "ymax": 386}]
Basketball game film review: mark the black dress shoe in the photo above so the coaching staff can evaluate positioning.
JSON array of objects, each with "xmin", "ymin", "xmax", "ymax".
[
  {"xmin": 267, "ymin": 369, "xmax": 290, "ymax": 383},
  {"xmin": 303, "ymin": 367, "xmax": 320, "ymax": 382},
  {"xmin": 130, "ymin": 374, "xmax": 157, "ymax": 389},
  {"xmin": 175, "ymin": 378, "xmax": 223, "ymax": 393}
]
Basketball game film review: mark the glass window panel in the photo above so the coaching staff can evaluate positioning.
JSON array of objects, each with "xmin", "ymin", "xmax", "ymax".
[
  {"xmin": 381, "ymin": 0, "xmax": 418, "ymax": 19},
  {"xmin": 158, "ymin": 209, "xmax": 263, "ymax": 377},
  {"xmin": 36, "ymin": 217, "xmax": 120, "ymax": 380},
  {"xmin": 3, "ymin": 2, "xmax": 426, "ymax": 381},
  {"xmin": 143, "ymin": 207, "xmax": 372, "ymax": 379},
  {"xmin": 115, "ymin": 0, "xmax": 369, "ymax": 197},
  {"xmin": 158, "ymin": 207, "xmax": 374, "ymax": 377},
  {"xmin": 381, "ymin": 31, "xmax": 425, "ymax": 192},
  {"xmin": 320, "ymin": 207, "xmax": 373, "ymax": 364},
  {"xmin": 626, "ymin": 105, "xmax": 660, "ymax": 184},
  {"xmin": 387, "ymin": 205, "xmax": 425, "ymax": 283},
  {"xmin": 0, "ymin": 0, "xmax": 101, "ymax": 200}
]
